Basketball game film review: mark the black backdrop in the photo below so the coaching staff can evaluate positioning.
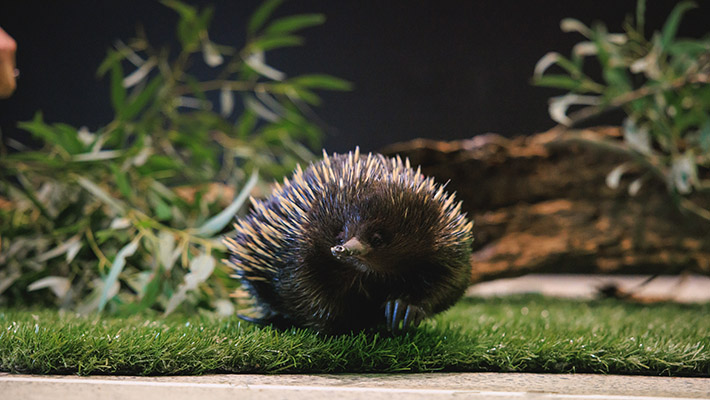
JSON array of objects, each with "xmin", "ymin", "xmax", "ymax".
[{"xmin": 1, "ymin": 1, "xmax": 708, "ymax": 153}]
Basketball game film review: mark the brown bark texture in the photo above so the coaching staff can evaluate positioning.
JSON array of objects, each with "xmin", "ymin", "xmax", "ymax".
[{"xmin": 382, "ymin": 127, "xmax": 710, "ymax": 284}]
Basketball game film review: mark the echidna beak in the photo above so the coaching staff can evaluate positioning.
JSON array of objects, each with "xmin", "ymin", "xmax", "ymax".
[{"xmin": 331, "ymin": 237, "xmax": 369, "ymax": 259}]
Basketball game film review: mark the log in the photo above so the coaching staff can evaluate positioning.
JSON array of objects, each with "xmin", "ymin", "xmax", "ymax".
[{"xmin": 382, "ymin": 127, "xmax": 710, "ymax": 284}]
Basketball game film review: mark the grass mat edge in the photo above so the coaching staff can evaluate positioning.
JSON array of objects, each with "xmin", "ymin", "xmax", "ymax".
[{"xmin": 1, "ymin": 296, "xmax": 708, "ymax": 377}]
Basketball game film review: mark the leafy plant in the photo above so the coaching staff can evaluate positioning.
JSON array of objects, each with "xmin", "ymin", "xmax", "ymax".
[
  {"xmin": 534, "ymin": 0, "xmax": 710, "ymax": 220},
  {"xmin": 0, "ymin": 0, "xmax": 351, "ymax": 314}
]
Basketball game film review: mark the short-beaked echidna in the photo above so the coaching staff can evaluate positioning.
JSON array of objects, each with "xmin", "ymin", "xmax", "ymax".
[{"xmin": 225, "ymin": 148, "xmax": 473, "ymax": 334}]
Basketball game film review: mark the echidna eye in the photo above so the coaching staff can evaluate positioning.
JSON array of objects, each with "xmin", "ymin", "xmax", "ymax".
[{"xmin": 370, "ymin": 232, "xmax": 384, "ymax": 247}]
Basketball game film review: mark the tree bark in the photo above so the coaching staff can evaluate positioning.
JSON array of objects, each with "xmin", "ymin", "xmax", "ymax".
[{"xmin": 382, "ymin": 127, "xmax": 710, "ymax": 284}]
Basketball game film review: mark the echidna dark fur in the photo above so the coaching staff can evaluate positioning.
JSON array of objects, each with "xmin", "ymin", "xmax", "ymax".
[{"xmin": 224, "ymin": 148, "xmax": 473, "ymax": 334}]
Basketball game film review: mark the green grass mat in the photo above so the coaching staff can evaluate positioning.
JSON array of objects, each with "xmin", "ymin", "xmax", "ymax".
[{"xmin": 1, "ymin": 296, "xmax": 708, "ymax": 376}]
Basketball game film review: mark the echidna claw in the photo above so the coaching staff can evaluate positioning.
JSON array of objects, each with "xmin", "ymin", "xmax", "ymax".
[{"xmin": 384, "ymin": 300, "xmax": 425, "ymax": 333}]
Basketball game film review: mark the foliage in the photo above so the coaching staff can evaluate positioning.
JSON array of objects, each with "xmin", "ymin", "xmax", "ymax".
[
  {"xmin": 0, "ymin": 0, "xmax": 351, "ymax": 314},
  {"xmin": 1, "ymin": 296, "xmax": 708, "ymax": 376},
  {"xmin": 533, "ymin": 0, "xmax": 710, "ymax": 220}
]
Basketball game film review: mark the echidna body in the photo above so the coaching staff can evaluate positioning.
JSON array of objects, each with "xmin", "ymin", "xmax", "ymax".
[{"xmin": 225, "ymin": 149, "xmax": 473, "ymax": 334}]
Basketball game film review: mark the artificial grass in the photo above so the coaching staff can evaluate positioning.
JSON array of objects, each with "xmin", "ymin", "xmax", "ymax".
[{"xmin": 1, "ymin": 296, "xmax": 708, "ymax": 376}]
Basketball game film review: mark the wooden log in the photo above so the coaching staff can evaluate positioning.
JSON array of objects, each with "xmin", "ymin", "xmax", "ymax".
[{"xmin": 382, "ymin": 127, "xmax": 710, "ymax": 283}]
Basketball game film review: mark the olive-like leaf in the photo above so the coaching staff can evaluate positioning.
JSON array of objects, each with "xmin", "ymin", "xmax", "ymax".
[
  {"xmin": 220, "ymin": 84, "xmax": 234, "ymax": 117},
  {"xmin": 606, "ymin": 163, "xmax": 631, "ymax": 190},
  {"xmin": 76, "ymin": 176, "xmax": 126, "ymax": 214},
  {"xmin": 264, "ymin": 14, "xmax": 325, "ymax": 36},
  {"xmin": 289, "ymin": 74, "xmax": 353, "ymax": 91},
  {"xmin": 699, "ymin": 120, "xmax": 710, "ymax": 153},
  {"xmin": 28, "ymin": 276, "xmax": 71, "ymax": 299},
  {"xmin": 121, "ymin": 76, "xmax": 162, "ymax": 120},
  {"xmin": 110, "ymin": 61, "xmax": 126, "ymax": 114},
  {"xmin": 160, "ymin": 0, "xmax": 197, "ymax": 20},
  {"xmin": 18, "ymin": 112, "xmax": 58, "ymax": 147},
  {"xmin": 533, "ymin": 74, "xmax": 582, "ymax": 91},
  {"xmin": 35, "ymin": 235, "xmax": 82, "ymax": 263},
  {"xmin": 165, "ymin": 253, "xmax": 215, "ymax": 315},
  {"xmin": 97, "ymin": 49, "xmax": 126, "ymax": 78},
  {"xmin": 194, "ymin": 169, "xmax": 259, "ymax": 237},
  {"xmin": 548, "ymin": 94, "xmax": 600, "ymax": 126},
  {"xmin": 123, "ymin": 58, "xmax": 157, "ymax": 88},
  {"xmin": 248, "ymin": 0, "xmax": 284, "ymax": 35},
  {"xmin": 623, "ymin": 117, "xmax": 652, "ymax": 155},
  {"xmin": 109, "ymin": 163, "xmax": 132, "ymax": 199},
  {"xmin": 661, "ymin": 1, "xmax": 697, "ymax": 51},
  {"xmin": 560, "ymin": 18, "xmax": 592, "ymax": 37},
  {"xmin": 670, "ymin": 153, "xmax": 698, "ymax": 194},
  {"xmin": 202, "ymin": 40, "xmax": 223, "ymax": 67},
  {"xmin": 98, "ymin": 238, "xmax": 139, "ymax": 311},
  {"xmin": 248, "ymin": 35, "xmax": 303, "ymax": 53}
]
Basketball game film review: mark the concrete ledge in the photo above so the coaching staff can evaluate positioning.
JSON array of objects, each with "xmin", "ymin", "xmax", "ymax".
[
  {"xmin": 2, "ymin": 372, "xmax": 709, "ymax": 400},
  {"xmin": 467, "ymin": 274, "xmax": 710, "ymax": 303}
]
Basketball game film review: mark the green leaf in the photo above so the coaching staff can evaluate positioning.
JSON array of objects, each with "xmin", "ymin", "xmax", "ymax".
[
  {"xmin": 138, "ymin": 155, "xmax": 181, "ymax": 174},
  {"xmin": 121, "ymin": 76, "xmax": 163, "ymax": 121},
  {"xmin": 110, "ymin": 163, "xmax": 132, "ymax": 199},
  {"xmin": 165, "ymin": 253, "xmax": 216, "ymax": 315},
  {"xmin": 554, "ymin": 55, "xmax": 582, "ymax": 77},
  {"xmin": 248, "ymin": 0, "xmax": 284, "ymax": 35},
  {"xmin": 667, "ymin": 39, "xmax": 709, "ymax": 57},
  {"xmin": 197, "ymin": 6, "xmax": 215, "ymax": 32},
  {"xmin": 236, "ymin": 108, "xmax": 258, "ymax": 138},
  {"xmin": 533, "ymin": 75, "xmax": 583, "ymax": 91},
  {"xmin": 248, "ymin": 35, "xmax": 303, "ymax": 52},
  {"xmin": 97, "ymin": 49, "xmax": 125, "ymax": 78},
  {"xmin": 54, "ymin": 123, "xmax": 85, "ymax": 154},
  {"xmin": 635, "ymin": 0, "xmax": 646, "ymax": 34},
  {"xmin": 154, "ymin": 197, "xmax": 173, "ymax": 221},
  {"xmin": 18, "ymin": 112, "xmax": 58, "ymax": 146},
  {"xmin": 291, "ymin": 87, "xmax": 322, "ymax": 106},
  {"xmin": 590, "ymin": 27, "xmax": 631, "ymax": 93},
  {"xmin": 660, "ymin": 1, "xmax": 696, "ymax": 51},
  {"xmin": 289, "ymin": 74, "xmax": 353, "ymax": 91},
  {"xmin": 158, "ymin": 231, "xmax": 178, "ymax": 271},
  {"xmin": 264, "ymin": 14, "xmax": 325, "ymax": 36},
  {"xmin": 5, "ymin": 151, "xmax": 64, "ymax": 168},
  {"xmin": 194, "ymin": 169, "xmax": 259, "ymax": 237},
  {"xmin": 177, "ymin": 19, "xmax": 201, "ymax": 51},
  {"xmin": 700, "ymin": 120, "xmax": 710, "ymax": 153},
  {"xmin": 183, "ymin": 75, "xmax": 209, "ymax": 101},
  {"xmin": 160, "ymin": 0, "xmax": 197, "ymax": 20},
  {"xmin": 162, "ymin": 0, "xmax": 205, "ymax": 51},
  {"xmin": 99, "ymin": 238, "xmax": 139, "ymax": 311},
  {"xmin": 110, "ymin": 61, "xmax": 126, "ymax": 115},
  {"xmin": 15, "ymin": 173, "xmax": 53, "ymax": 219},
  {"xmin": 76, "ymin": 176, "xmax": 127, "ymax": 214},
  {"xmin": 138, "ymin": 267, "xmax": 163, "ymax": 309}
]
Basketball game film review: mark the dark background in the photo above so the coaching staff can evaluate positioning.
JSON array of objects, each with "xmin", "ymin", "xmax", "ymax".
[{"xmin": 1, "ymin": 1, "xmax": 708, "ymax": 153}]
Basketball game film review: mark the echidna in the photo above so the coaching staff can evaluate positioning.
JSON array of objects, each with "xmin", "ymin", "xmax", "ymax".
[{"xmin": 225, "ymin": 148, "xmax": 473, "ymax": 334}]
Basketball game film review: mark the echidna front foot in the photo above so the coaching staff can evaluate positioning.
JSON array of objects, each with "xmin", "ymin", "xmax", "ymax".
[
  {"xmin": 237, "ymin": 310, "xmax": 293, "ymax": 330},
  {"xmin": 384, "ymin": 299, "xmax": 426, "ymax": 334}
]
